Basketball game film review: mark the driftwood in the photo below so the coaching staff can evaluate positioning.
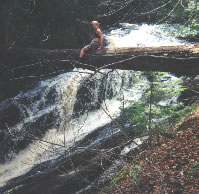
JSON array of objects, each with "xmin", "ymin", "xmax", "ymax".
[{"xmin": 1, "ymin": 44, "xmax": 199, "ymax": 82}]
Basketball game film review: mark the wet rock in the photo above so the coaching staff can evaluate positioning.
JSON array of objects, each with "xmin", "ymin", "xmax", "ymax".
[
  {"xmin": 0, "ymin": 123, "xmax": 126, "ymax": 193},
  {"xmin": 0, "ymin": 99, "xmax": 23, "ymax": 129},
  {"xmin": 0, "ymin": 99, "xmax": 24, "ymax": 162}
]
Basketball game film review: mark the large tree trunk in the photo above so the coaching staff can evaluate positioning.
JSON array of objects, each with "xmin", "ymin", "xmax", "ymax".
[
  {"xmin": 0, "ymin": 44, "xmax": 198, "ymax": 100},
  {"xmin": 0, "ymin": 44, "xmax": 199, "ymax": 83}
]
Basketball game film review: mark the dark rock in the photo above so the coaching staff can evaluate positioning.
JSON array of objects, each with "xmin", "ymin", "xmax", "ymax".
[
  {"xmin": 0, "ymin": 123, "xmax": 125, "ymax": 194},
  {"xmin": 0, "ymin": 99, "xmax": 23, "ymax": 129}
]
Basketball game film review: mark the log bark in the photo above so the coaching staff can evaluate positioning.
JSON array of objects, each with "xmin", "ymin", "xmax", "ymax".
[
  {"xmin": 1, "ymin": 44, "xmax": 199, "ymax": 83},
  {"xmin": 88, "ymin": 44, "xmax": 199, "ymax": 74}
]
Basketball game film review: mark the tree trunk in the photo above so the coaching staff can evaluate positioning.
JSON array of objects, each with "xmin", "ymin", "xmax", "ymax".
[
  {"xmin": 148, "ymin": 73, "xmax": 154, "ymax": 145},
  {"xmin": 1, "ymin": 44, "xmax": 199, "ymax": 82}
]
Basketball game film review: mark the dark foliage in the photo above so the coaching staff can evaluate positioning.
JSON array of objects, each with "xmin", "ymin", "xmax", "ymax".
[{"xmin": 0, "ymin": 0, "xmax": 192, "ymax": 50}]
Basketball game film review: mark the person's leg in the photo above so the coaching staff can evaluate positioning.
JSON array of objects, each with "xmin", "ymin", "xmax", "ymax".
[{"xmin": 80, "ymin": 46, "xmax": 88, "ymax": 58}]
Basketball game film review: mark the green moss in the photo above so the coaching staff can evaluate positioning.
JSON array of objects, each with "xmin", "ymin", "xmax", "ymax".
[
  {"xmin": 162, "ymin": 24, "xmax": 198, "ymax": 38},
  {"xmin": 111, "ymin": 164, "xmax": 142, "ymax": 186}
]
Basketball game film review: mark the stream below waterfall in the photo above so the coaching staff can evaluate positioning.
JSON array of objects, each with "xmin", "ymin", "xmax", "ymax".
[{"xmin": 0, "ymin": 23, "xmax": 189, "ymax": 194}]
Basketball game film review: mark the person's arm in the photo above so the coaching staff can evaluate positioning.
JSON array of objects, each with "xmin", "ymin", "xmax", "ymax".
[{"xmin": 97, "ymin": 29, "xmax": 103, "ymax": 49}]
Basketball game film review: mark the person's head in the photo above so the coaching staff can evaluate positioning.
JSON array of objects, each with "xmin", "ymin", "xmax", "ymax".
[{"xmin": 91, "ymin": 21, "xmax": 99, "ymax": 29}]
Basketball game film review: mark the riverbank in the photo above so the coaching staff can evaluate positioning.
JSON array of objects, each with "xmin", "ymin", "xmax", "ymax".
[{"xmin": 101, "ymin": 105, "xmax": 199, "ymax": 193}]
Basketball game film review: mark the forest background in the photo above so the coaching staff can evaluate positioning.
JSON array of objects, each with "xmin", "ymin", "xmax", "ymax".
[{"xmin": 0, "ymin": 0, "xmax": 198, "ymax": 51}]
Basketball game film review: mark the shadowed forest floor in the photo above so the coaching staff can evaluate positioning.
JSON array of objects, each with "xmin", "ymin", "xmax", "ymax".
[{"xmin": 99, "ymin": 105, "xmax": 199, "ymax": 193}]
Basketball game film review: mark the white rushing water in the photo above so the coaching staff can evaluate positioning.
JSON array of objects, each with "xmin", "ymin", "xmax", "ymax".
[
  {"xmin": 0, "ymin": 69, "xmax": 143, "ymax": 187},
  {"xmin": 105, "ymin": 23, "xmax": 184, "ymax": 48},
  {"xmin": 0, "ymin": 23, "xmax": 185, "ymax": 187}
]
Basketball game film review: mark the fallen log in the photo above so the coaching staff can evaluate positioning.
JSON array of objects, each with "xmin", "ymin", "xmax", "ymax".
[
  {"xmin": 1, "ymin": 44, "xmax": 199, "ymax": 82},
  {"xmin": 87, "ymin": 44, "xmax": 199, "ymax": 74}
]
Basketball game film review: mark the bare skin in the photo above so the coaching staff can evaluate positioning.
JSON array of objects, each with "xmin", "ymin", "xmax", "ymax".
[{"xmin": 80, "ymin": 21, "xmax": 103, "ymax": 58}]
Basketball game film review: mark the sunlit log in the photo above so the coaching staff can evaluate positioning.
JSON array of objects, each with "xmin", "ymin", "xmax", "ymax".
[{"xmin": 0, "ymin": 44, "xmax": 199, "ymax": 82}]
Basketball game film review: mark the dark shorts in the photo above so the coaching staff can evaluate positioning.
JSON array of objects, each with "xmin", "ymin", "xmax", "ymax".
[{"xmin": 87, "ymin": 41, "xmax": 100, "ymax": 51}]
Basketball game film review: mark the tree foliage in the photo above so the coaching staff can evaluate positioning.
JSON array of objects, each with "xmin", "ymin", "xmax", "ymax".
[
  {"xmin": 0, "ymin": 0, "xmax": 198, "ymax": 49},
  {"xmin": 0, "ymin": 0, "xmax": 198, "ymax": 50},
  {"xmin": 0, "ymin": 0, "xmax": 100, "ymax": 50},
  {"xmin": 116, "ymin": 72, "xmax": 194, "ymax": 138}
]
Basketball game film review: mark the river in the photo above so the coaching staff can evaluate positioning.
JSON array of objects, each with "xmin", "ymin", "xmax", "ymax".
[{"xmin": 0, "ymin": 23, "xmax": 187, "ymax": 193}]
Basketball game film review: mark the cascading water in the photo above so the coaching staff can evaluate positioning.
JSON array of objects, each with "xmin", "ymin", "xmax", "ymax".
[
  {"xmin": 0, "ymin": 68, "xmax": 141, "ymax": 187},
  {"xmin": 0, "ymin": 23, "xmax": 187, "ymax": 192},
  {"xmin": 105, "ymin": 23, "xmax": 184, "ymax": 48}
]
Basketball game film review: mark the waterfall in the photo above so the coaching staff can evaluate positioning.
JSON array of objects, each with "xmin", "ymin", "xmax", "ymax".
[
  {"xmin": 0, "ymin": 23, "xmax": 187, "ymax": 190},
  {"xmin": 0, "ymin": 67, "xmax": 143, "ymax": 187}
]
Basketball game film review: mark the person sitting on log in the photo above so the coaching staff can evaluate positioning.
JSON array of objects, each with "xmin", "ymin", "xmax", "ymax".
[{"xmin": 80, "ymin": 21, "xmax": 103, "ymax": 59}]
